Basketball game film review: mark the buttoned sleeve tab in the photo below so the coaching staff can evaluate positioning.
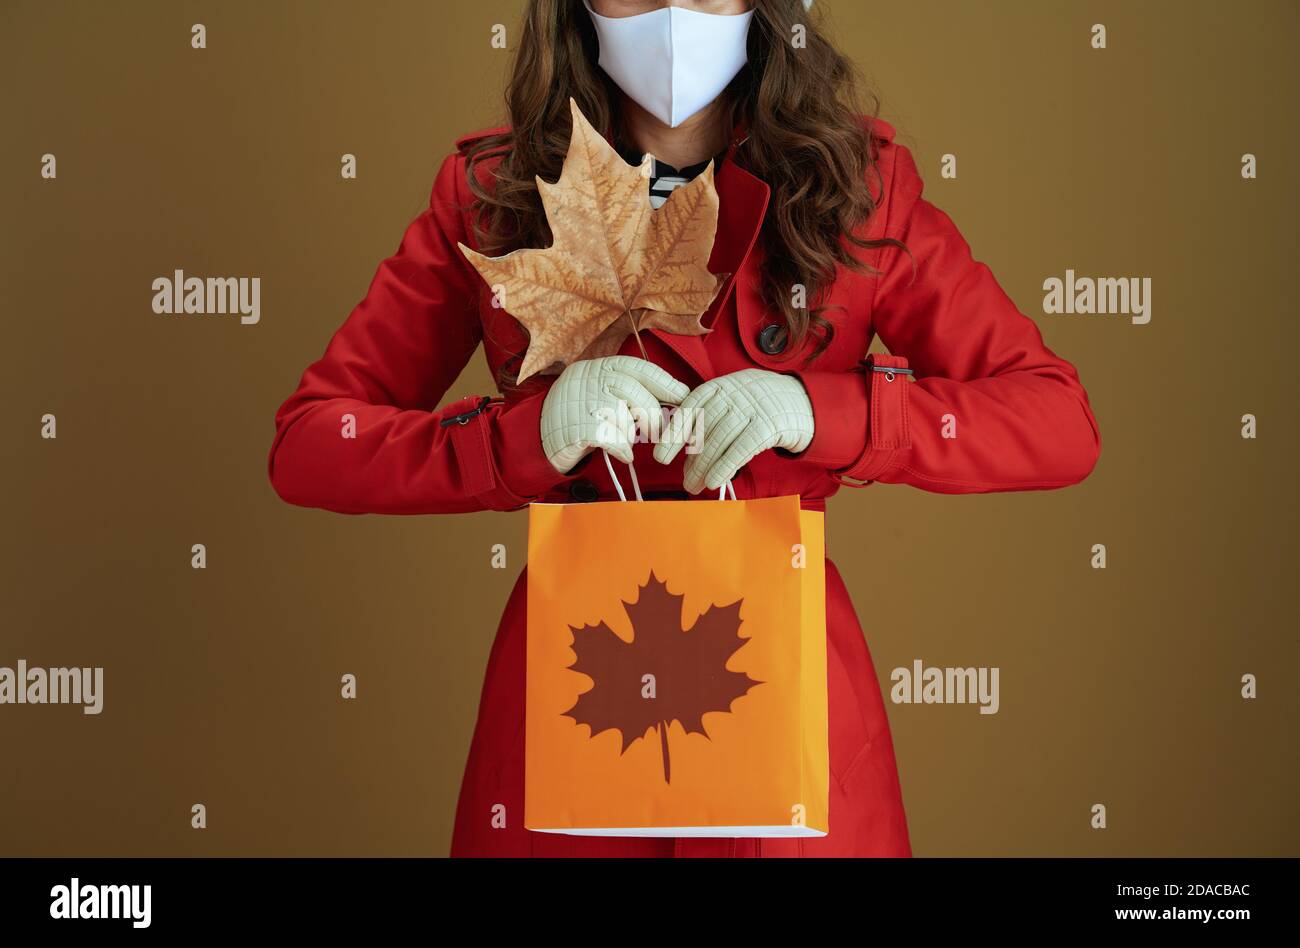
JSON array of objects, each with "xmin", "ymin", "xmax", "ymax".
[{"xmin": 831, "ymin": 353, "xmax": 913, "ymax": 486}]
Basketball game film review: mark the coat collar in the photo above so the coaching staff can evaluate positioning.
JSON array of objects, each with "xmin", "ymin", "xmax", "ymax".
[
  {"xmin": 647, "ymin": 127, "xmax": 770, "ymax": 381},
  {"xmin": 708, "ymin": 127, "xmax": 769, "ymax": 314}
]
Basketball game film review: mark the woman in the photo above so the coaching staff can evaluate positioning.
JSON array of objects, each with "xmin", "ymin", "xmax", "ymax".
[{"xmin": 268, "ymin": 0, "xmax": 1101, "ymax": 857}]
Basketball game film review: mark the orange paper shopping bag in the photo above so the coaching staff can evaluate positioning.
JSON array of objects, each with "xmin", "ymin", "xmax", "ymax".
[{"xmin": 525, "ymin": 482, "xmax": 828, "ymax": 837}]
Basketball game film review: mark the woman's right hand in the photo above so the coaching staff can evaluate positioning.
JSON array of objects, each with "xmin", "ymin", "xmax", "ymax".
[{"xmin": 540, "ymin": 356, "xmax": 690, "ymax": 474}]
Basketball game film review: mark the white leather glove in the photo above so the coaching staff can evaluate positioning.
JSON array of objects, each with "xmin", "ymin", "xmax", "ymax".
[
  {"xmin": 541, "ymin": 356, "xmax": 690, "ymax": 474},
  {"xmin": 653, "ymin": 369, "xmax": 814, "ymax": 493}
]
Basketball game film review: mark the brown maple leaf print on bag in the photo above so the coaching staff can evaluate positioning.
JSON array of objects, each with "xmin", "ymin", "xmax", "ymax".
[
  {"xmin": 525, "ymin": 494, "xmax": 829, "ymax": 837},
  {"xmin": 563, "ymin": 572, "xmax": 761, "ymax": 784}
]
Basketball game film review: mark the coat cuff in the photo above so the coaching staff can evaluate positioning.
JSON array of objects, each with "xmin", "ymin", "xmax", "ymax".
[
  {"xmin": 834, "ymin": 353, "xmax": 913, "ymax": 485},
  {"xmin": 487, "ymin": 387, "xmax": 580, "ymax": 505},
  {"xmin": 441, "ymin": 387, "xmax": 581, "ymax": 510},
  {"xmin": 787, "ymin": 369, "xmax": 870, "ymax": 469}
]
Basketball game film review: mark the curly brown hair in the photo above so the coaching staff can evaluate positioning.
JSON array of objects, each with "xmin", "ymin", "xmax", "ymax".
[{"xmin": 464, "ymin": 0, "xmax": 899, "ymax": 385}]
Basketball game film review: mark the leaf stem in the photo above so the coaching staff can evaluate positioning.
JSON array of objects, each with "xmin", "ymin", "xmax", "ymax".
[
  {"xmin": 627, "ymin": 310, "xmax": 648, "ymax": 360},
  {"xmin": 659, "ymin": 721, "xmax": 671, "ymax": 784}
]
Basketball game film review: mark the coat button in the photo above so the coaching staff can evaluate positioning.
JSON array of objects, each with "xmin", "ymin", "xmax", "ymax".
[
  {"xmin": 569, "ymin": 479, "xmax": 600, "ymax": 503},
  {"xmin": 757, "ymin": 323, "xmax": 787, "ymax": 355}
]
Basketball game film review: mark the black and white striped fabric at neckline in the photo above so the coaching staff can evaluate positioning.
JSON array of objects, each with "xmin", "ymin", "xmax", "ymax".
[
  {"xmin": 619, "ymin": 145, "xmax": 727, "ymax": 209},
  {"xmin": 646, "ymin": 155, "xmax": 713, "ymax": 208}
]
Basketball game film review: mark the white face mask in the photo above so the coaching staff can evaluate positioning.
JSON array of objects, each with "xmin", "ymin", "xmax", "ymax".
[{"xmin": 583, "ymin": 1, "xmax": 755, "ymax": 128}]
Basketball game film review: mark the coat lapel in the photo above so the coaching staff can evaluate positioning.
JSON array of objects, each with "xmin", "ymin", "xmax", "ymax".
[{"xmin": 645, "ymin": 142, "xmax": 770, "ymax": 382}]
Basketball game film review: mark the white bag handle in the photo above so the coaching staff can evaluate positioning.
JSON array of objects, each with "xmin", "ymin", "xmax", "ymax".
[{"xmin": 601, "ymin": 449, "xmax": 735, "ymax": 502}]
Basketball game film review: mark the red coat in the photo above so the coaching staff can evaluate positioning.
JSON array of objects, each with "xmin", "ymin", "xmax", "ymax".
[{"xmin": 268, "ymin": 118, "xmax": 1101, "ymax": 857}]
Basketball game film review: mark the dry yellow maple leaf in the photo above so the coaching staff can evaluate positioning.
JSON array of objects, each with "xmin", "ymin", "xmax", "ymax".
[{"xmin": 458, "ymin": 98, "xmax": 725, "ymax": 383}]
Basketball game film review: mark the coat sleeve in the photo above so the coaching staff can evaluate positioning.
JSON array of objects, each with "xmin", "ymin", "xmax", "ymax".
[
  {"xmin": 795, "ymin": 143, "xmax": 1101, "ymax": 493},
  {"xmin": 267, "ymin": 152, "xmax": 577, "ymax": 514}
]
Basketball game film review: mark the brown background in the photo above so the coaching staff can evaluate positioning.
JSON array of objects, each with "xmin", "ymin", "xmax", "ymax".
[{"xmin": 2, "ymin": 0, "xmax": 1296, "ymax": 856}]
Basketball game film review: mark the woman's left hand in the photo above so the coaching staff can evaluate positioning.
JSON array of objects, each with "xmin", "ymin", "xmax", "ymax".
[{"xmin": 653, "ymin": 369, "xmax": 814, "ymax": 493}]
